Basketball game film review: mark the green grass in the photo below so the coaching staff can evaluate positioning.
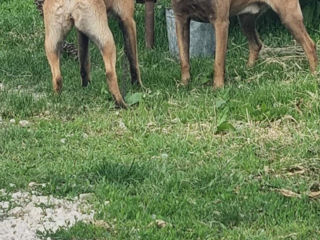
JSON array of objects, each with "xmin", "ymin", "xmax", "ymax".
[{"xmin": 1, "ymin": 0, "xmax": 320, "ymax": 239}]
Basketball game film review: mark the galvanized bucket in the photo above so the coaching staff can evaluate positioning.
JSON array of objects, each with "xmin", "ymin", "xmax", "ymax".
[{"xmin": 166, "ymin": 9, "xmax": 215, "ymax": 58}]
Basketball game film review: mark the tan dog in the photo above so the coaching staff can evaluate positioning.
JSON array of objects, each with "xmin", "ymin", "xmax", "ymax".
[
  {"xmin": 43, "ymin": 0, "xmax": 142, "ymax": 108},
  {"xmin": 171, "ymin": 0, "xmax": 318, "ymax": 88}
]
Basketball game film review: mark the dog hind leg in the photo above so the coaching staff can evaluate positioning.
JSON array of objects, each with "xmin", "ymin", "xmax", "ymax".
[
  {"xmin": 238, "ymin": 13, "xmax": 262, "ymax": 67},
  {"xmin": 270, "ymin": 0, "xmax": 318, "ymax": 72},
  {"xmin": 118, "ymin": 16, "xmax": 142, "ymax": 86},
  {"xmin": 78, "ymin": 31, "xmax": 90, "ymax": 87},
  {"xmin": 43, "ymin": 3, "xmax": 72, "ymax": 93},
  {"xmin": 175, "ymin": 15, "xmax": 191, "ymax": 86},
  {"xmin": 73, "ymin": 4, "xmax": 126, "ymax": 108}
]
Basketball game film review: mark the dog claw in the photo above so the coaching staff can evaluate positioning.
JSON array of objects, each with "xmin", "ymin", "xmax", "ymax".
[
  {"xmin": 115, "ymin": 99, "xmax": 128, "ymax": 109},
  {"xmin": 213, "ymin": 82, "xmax": 224, "ymax": 89},
  {"xmin": 180, "ymin": 77, "xmax": 190, "ymax": 86},
  {"xmin": 82, "ymin": 80, "xmax": 91, "ymax": 87}
]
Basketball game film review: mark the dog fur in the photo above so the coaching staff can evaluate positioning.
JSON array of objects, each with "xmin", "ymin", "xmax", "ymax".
[
  {"xmin": 43, "ymin": 0, "xmax": 142, "ymax": 108},
  {"xmin": 171, "ymin": 0, "xmax": 318, "ymax": 88}
]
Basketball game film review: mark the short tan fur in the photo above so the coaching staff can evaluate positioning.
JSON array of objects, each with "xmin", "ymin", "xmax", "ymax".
[
  {"xmin": 43, "ymin": 0, "xmax": 142, "ymax": 108},
  {"xmin": 172, "ymin": 0, "xmax": 318, "ymax": 88}
]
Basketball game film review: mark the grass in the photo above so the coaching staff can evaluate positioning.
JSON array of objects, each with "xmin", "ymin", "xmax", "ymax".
[{"xmin": 1, "ymin": 0, "xmax": 320, "ymax": 239}]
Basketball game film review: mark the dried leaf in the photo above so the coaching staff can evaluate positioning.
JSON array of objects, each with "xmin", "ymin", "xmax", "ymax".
[
  {"xmin": 277, "ymin": 189, "xmax": 301, "ymax": 198},
  {"xmin": 264, "ymin": 166, "xmax": 271, "ymax": 174},
  {"xmin": 28, "ymin": 182, "xmax": 46, "ymax": 189},
  {"xmin": 234, "ymin": 185, "xmax": 240, "ymax": 194},
  {"xmin": 279, "ymin": 233, "xmax": 298, "ymax": 239},
  {"xmin": 155, "ymin": 219, "xmax": 167, "ymax": 228},
  {"xmin": 94, "ymin": 220, "xmax": 112, "ymax": 230},
  {"xmin": 308, "ymin": 191, "xmax": 320, "ymax": 199},
  {"xmin": 286, "ymin": 165, "xmax": 306, "ymax": 176}
]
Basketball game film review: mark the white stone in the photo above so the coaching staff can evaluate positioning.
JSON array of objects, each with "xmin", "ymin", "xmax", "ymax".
[
  {"xmin": 0, "ymin": 191, "xmax": 94, "ymax": 240},
  {"xmin": 0, "ymin": 201, "xmax": 9, "ymax": 209},
  {"xmin": 161, "ymin": 153, "xmax": 169, "ymax": 159},
  {"xmin": 19, "ymin": 120, "xmax": 30, "ymax": 127},
  {"xmin": 118, "ymin": 120, "xmax": 127, "ymax": 130},
  {"xmin": 79, "ymin": 193, "xmax": 94, "ymax": 202},
  {"xmin": 28, "ymin": 182, "xmax": 37, "ymax": 188}
]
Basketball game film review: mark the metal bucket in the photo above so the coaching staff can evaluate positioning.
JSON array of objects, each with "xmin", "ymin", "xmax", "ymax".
[{"xmin": 166, "ymin": 8, "xmax": 215, "ymax": 58}]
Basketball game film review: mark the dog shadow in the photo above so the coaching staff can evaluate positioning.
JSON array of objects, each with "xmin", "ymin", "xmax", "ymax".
[{"xmin": 43, "ymin": 159, "xmax": 150, "ymax": 196}]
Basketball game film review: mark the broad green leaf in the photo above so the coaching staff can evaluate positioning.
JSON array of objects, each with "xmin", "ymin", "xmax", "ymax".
[
  {"xmin": 215, "ymin": 121, "xmax": 235, "ymax": 134},
  {"xmin": 218, "ymin": 107, "xmax": 229, "ymax": 125},
  {"xmin": 215, "ymin": 98, "xmax": 226, "ymax": 109},
  {"xmin": 261, "ymin": 103, "xmax": 268, "ymax": 113},
  {"xmin": 125, "ymin": 92, "xmax": 143, "ymax": 106},
  {"xmin": 200, "ymin": 78, "xmax": 211, "ymax": 85}
]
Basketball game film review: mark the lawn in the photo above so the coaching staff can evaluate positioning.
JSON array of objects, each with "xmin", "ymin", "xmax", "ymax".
[{"xmin": 0, "ymin": 0, "xmax": 320, "ymax": 239}]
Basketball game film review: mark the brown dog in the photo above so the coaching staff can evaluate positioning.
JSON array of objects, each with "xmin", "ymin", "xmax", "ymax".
[
  {"xmin": 171, "ymin": 0, "xmax": 318, "ymax": 88},
  {"xmin": 43, "ymin": 0, "xmax": 142, "ymax": 108}
]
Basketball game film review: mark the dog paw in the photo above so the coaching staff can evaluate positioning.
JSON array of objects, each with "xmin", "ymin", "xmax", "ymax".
[{"xmin": 115, "ymin": 98, "xmax": 128, "ymax": 109}]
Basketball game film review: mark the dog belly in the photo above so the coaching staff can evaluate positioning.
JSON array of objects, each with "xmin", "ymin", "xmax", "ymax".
[
  {"xmin": 172, "ymin": 0, "xmax": 214, "ymax": 22},
  {"xmin": 232, "ymin": 2, "xmax": 268, "ymax": 16},
  {"xmin": 172, "ymin": 1, "xmax": 268, "ymax": 22},
  {"xmin": 238, "ymin": 4, "xmax": 261, "ymax": 15}
]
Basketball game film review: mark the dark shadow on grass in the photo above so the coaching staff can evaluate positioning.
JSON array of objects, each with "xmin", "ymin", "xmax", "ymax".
[
  {"xmin": 38, "ymin": 221, "xmax": 111, "ymax": 240},
  {"xmin": 43, "ymin": 160, "xmax": 150, "ymax": 196},
  {"xmin": 82, "ymin": 159, "xmax": 149, "ymax": 185}
]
